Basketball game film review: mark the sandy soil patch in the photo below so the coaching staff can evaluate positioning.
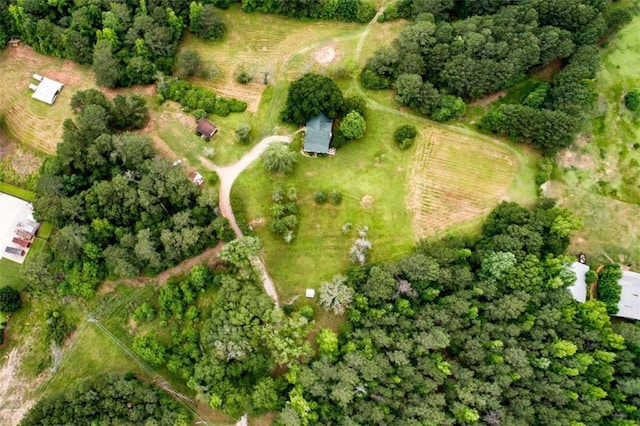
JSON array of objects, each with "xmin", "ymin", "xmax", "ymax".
[
  {"xmin": 0, "ymin": 348, "xmax": 37, "ymax": 425},
  {"xmin": 360, "ymin": 195, "xmax": 374, "ymax": 209},
  {"xmin": 558, "ymin": 148, "xmax": 595, "ymax": 170},
  {"xmin": 313, "ymin": 44, "xmax": 339, "ymax": 65},
  {"xmin": 249, "ymin": 218, "xmax": 266, "ymax": 229}
]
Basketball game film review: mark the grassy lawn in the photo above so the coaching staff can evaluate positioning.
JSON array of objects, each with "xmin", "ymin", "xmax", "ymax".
[
  {"xmin": 0, "ymin": 259, "xmax": 25, "ymax": 289},
  {"xmin": 0, "ymin": 182, "xmax": 36, "ymax": 201},
  {"xmin": 551, "ymin": 16, "xmax": 640, "ymax": 268},
  {"xmin": 0, "ymin": 47, "xmax": 95, "ymax": 154},
  {"xmin": 234, "ymin": 105, "xmax": 534, "ymax": 299}
]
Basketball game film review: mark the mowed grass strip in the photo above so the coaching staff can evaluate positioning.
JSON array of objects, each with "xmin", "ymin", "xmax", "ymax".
[
  {"xmin": 407, "ymin": 128, "xmax": 523, "ymax": 238},
  {"xmin": 180, "ymin": 5, "xmax": 363, "ymax": 113},
  {"xmin": 0, "ymin": 46, "xmax": 95, "ymax": 154}
]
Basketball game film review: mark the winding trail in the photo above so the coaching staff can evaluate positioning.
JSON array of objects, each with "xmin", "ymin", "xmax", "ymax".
[{"xmin": 200, "ymin": 135, "xmax": 293, "ymax": 306}]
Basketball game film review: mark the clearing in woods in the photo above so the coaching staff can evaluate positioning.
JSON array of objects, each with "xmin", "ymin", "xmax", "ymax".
[{"xmin": 0, "ymin": 46, "xmax": 95, "ymax": 154}]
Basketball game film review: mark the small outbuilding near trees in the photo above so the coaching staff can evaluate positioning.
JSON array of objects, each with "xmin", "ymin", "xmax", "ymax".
[
  {"xmin": 29, "ymin": 75, "xmax": 64, "ymax": 105},
  {"xmin": 196, "ymin": 118, "xmax": 218, "ymax": 139}
]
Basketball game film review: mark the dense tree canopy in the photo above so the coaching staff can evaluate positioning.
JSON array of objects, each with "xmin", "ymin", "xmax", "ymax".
[
  {"xmin": 281, "ymin": 73, "xmax": 345, "ymax": 124},
  {"xmin": 0, "ymin": 286, "xmax": 21, "ymax": 313},
  {"xmin": 32, "ymin": 90, "xmax": 227, "ymax": 296},
  {"xmin": 21, "ymin": 373, "xmax": 191, "ymax": 425},
  {"xmin": 274, "ymin": 200, "xmax": 640, "ymax": 425}
]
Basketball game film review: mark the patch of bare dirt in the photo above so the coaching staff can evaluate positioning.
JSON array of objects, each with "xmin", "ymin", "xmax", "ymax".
[
  {"xmin": 534, "ymin": 58, "xmax": 563, "ymax": 82},
  {"xmin": 46, "ymin": 61, "xmax": 83, "ymax": 86},
  {"xmin": 558, "ymin": 148, "xmax": 595, "ymax": 170},
  {"xmin": 249, "ymin": 218, "xmax": 266, "ymax": 229},
  {"xmin": 0, "ymin": 348, "xmax": 37, "ymax": 425},
  {"xmin": 360, "ymin": 195, "xmax": 374, "ymax": 209},
  {"xmin": 313, "ymin": 44, "xmax": 339, "ymax": 65}
]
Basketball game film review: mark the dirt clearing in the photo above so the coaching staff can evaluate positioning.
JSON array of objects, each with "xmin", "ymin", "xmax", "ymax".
[
  {"xmin": 0, "ymin": 348, "xmax": 37, "ymax": 425},
  {"xmin": 313, "ymin": 44, "xmax": 339, "ymax": 65}
]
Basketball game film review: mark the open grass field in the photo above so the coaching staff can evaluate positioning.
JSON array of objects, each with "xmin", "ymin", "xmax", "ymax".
[
  {"xmin": 0, "ymin": 46, "xmax": 95, "ymax": 154},
  {"xmin": 234, "ymin": 106, "xmax": 534, "ymax": 299},
  {"xmin": 407, "ymin": 126, "xmax": 534, "ymax": 239},
  {"xmin": 551, "ymin": 15, "xmax": 640, "ymax": 269}
]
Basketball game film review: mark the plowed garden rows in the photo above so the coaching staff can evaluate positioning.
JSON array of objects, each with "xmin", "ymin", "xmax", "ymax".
[{"xmin": 407, "ymin": 129, "xmax": 518, "ymax": 238}]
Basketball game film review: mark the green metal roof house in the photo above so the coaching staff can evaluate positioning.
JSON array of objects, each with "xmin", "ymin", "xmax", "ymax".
[{"xmin": 304, "ymin": 114, "xmax": 333, "ymax": 155}]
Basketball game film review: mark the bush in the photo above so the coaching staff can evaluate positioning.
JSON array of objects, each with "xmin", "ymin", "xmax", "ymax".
[
  {"xmin": 625, "ymin": 88, "xmax": 640, "ymax": 111},
  {"xmin": 234, "ymin": 65, "xmax": 252, "ymax": 84},
  {"xmin": 340, "ymin": 111, "xmax": 366, "ymax": 140},
  {"xmin": 597, "ymin": 264, "xmax": 623, "ymax": 314},
  {"xmin": 394, "ymin": 124, "xmax": 418, "ymax": 149},
  {"xmin": 262, "ymin": 143, "xmax": 297, "ymax": 175},
  {"xmin": 235, "ymin": 124, "xmax": 252, "ymax": 144},
  {"xmin": 314, "ymin": 191, "xmax": 328, "ymax": 204},
  {"xmin": 0, "ymin": 286, "xmax": 21, "ymax": 313},
  {"xmin": 360, "ymin": 68, "xmax": 391, "ymax": 89},
  {"xmin": 330, "ymin": 190, "xmax": 342, "ymax": 205},
  {"xmin": 331, "ymin": 129, "xmax": 347, "ymax": 148}
]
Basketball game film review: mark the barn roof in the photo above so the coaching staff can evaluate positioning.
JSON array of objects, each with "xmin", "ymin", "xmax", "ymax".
[
  {"xmin": 196, "ymin": 118, "xmax": 218, "ymax": 138},
  {"xmin": 568, "ymin": 262, "xmax": 589, "ymax": 303},
  {"xmin": 616, "ymin": 271, "xmax": 640, "ymax": 320},
  {"xmin": 304, "ymin": 114, "xmax": 332, "ymax": 154},
  {"xmin": 31, "ymin": 77, "xmax": 64, "ymax": 105}
]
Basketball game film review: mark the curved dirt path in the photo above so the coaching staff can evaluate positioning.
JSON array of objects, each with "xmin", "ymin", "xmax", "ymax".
[{"xmin": 200, "ymin": 135, "xmax": 292, "ymax": 306}]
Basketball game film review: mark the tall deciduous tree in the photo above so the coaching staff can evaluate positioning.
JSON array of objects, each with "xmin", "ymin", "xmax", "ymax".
[{"xmin": 281, "ymin": 73, "xmax": 344, "ymax": 124}]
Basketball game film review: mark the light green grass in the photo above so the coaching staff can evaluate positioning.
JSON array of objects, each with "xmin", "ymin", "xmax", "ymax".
[
  {"xmin": 551, "ymin": 16, "xmax": 640, "ymax": 268},
  {"xmin": 0, "ymin": 259, "xmax": 24, "ymax": 289},
  {"xmin": 0, "ymin": 182, "xmax": 36, "ymax": 201}
]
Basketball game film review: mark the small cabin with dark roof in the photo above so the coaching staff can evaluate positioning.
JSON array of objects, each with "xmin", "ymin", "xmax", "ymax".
[
  {"xmin": 196, "ymin": 118, "xmax": 218, "ymax": 139},
  {"xmin": 304, "ymin": 114, "xmax": 333, "ymax": 155}
]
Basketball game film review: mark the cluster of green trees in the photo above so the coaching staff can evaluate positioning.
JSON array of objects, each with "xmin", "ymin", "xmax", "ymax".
[
  {"xmin": 282, "ymin": 73, "xmax": 368, "ymax": 148},
  {"xmin": 128, "ymin": 257, "xmax": 314, "ymax": 418},
  {"xmin": 363, "ymin": 0, "xmax": 631, "ymax": 131},
  {"xmin": 270, "ymin": 187, "xmax": 299, "ymax": 244},
  {"xmin": 479, "ymin": 45, "xmax": 602, "ymax": 154},
  {"xmin": 157, "ymin": 77, "xmax": 247, "ymax": 117},
  {"xmin": 270, "ymin": 200, "xmax": 640, "ymax": 425},
  {"xmin": 210, "ymin": 0, "xmax": 375, "ymax": 23},
  {"xmin": 29, "ymin": 89, "xmax": 228, "ymax": 297},
  {"xmin": 20, "ymin": 373, "xmax": 191, "ymax": 425},
  {"xmin": 1, "ymin": 0, "xmax": 227, "ymax": 87},
  {"xmin": 597, "ymin": 263, "xmax": 623, "ymax": 314}
]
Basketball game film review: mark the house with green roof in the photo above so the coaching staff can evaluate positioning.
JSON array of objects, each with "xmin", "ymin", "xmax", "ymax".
[{"xmin": 304, "ymin": 114, "xmax": 333, "ymax": 155}]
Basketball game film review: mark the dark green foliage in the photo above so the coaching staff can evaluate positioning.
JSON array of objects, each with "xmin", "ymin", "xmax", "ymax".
[
  {"xmin": 276, "ymin": 201, "xmax": 634, "ymax": 425},
  {"xmin": 394, "ymin": 124, "xmax": 418, "ymax": 149},
  {"xmin": 189, "ymin": 3, "xmax": 226, "ymax": 40},
  {"xmin": 44, "ymin": 310, "xmax": 75, "ymax": 346},
  {"xmin": 624, "ymin": 88, "xmax": 640, "ymax": 112},
  {"xmin": 270, "ymin": 187, "xmax": 298, "ymax": 243},
  {"xmin": 157, "ymin": 77, "xmax": 247, "ymax": 117},
  {"xmin": 330, "ymin": 190, "xmax": 342, "ymax": 205},
  {"xmin": 342, "ymin": 95, "xmax": 367, "ymax": 118},
  {"xmin": 597, "ymin": 263, "xmax": 622, "ymax": 314},
  {"xmin": 479, "ymin": 104, "xmax": 579, "ymax": 155},
  {"xmin": 241, "ymin": 0, "xmax": 376, "ymax": 23},
  {"xmin": 281, "ymin": 73, "xmax": 344, "ymax": 124},
  {"xmin": 6, "ymin": 0, "xmax": 186, "ymax": 87},
  {"xmin": 235, "ymin": 123, "xmax": 252, "ymax": 144},
  {"xmin": 175, "ymin": 49, "xmax": 203, "ymax": 78},
  {"xmin": 32, "ymin": 90, "xmax": 221, "ymax": 296},
  {"xmin": 20, "ymin": 373, "xmax": 191, "ymax": 425},
  {"xmin": 0, "ymin": 286, "xmax": 21, "ymax": 313},
  {"xmin": 234, "ymin": 65, "xmax": 252, "ymax": 84},
  {"xmin": 313, "ymin": 191, "xmax": 328, "ymax": 204},
  {"xmin": 522, "ymin": 82, "xmax": 550, "ymax": 108}
]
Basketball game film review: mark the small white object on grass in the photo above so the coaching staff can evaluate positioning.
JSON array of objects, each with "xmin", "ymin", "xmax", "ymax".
[{"xmin": 305, "ymin": 288, "xmax": 316, "ymax": 299}]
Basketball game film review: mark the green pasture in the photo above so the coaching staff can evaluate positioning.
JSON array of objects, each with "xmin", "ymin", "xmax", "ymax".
[{"xmin": 553, "ymin": 16, "xmax": 640, "ymax": 267}]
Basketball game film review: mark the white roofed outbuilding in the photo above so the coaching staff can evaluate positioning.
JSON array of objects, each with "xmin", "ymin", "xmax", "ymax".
[
  {"xmin": 29, "ymin": 75, "xmax": 64, "ymax": 105},
  {"xmin": 616, "ymin": 271, "xmax": 640, "ymax": 321},
  {"xmin": 568, "ymin": 262, "xmax": 589, "ymax": 303}
]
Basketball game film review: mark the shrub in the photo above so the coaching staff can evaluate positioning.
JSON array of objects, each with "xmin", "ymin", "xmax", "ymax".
[
  {"xmin": 394, "ymin": 124, "xmax": 418, "ymax": 149},
  {"xmin": 235, "ymin": 124, "xmax": 251, "ymax": 144},
  {"xmin": 625, "ymin": 88, "xmax": 640, "ymax": 111},
  {"xmin": 340, "ymin": 111, "xmax": 366, "ymax": 140},
  {"xmin": 262, "ymin": 143, "xmax": 297, "ymax": 175},
  {"xmin": 597, "ymin": 264, "xmax": 622, "ymax": 314},
  {"xmin": 234, "ymin": 65, "xmax": 252, "ymax": 84},
  {"xmin": 314, "ymin": 191, "xmax": 328, "ymax": 204},
  {"xmin": 330, "ymin": 190, "xmax": 342, "ymax": 205},
  {"xmin": 0, "ymin": 286, "xmax": 21, "ymax": 313}
]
